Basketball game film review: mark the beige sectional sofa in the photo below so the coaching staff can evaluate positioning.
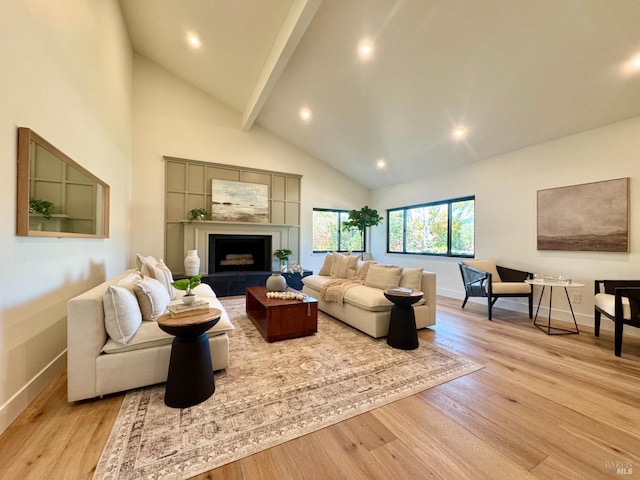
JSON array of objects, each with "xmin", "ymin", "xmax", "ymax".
[
  {"xmin": 67, "ymin": 265, "xmax": 233, "ymax": 402},
  {"xmin": 302, "ymin": 253, "xmax": 436, "ymax": 338}
]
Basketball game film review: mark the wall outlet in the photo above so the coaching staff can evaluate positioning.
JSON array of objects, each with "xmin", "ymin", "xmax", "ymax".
[{"xmin": 572, "ymin": 292, "xmax": 582, "ymax": 304}]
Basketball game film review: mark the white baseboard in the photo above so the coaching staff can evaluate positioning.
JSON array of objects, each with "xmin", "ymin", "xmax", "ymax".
[
  {"xmin": 436, "ymin": 288, "xmax": 593, "ymax": 327},
  {"xmin": 0, "ymin": 350, "xmax": 67, "ymax": 435}
]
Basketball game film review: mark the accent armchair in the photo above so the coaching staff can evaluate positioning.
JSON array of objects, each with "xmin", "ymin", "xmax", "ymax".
[
  {"xmin": 459, "ymin": 259, "xmax": 533, "ymax": 320},
  {"xmin": 594, "ymin": 280, "xmax": 640, "ymax": 356}
]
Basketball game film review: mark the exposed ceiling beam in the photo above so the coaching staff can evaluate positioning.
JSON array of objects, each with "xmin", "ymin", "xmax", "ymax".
[{"xmin": 241, "ymin": 0, "xmax": 322, "ymax": 131}]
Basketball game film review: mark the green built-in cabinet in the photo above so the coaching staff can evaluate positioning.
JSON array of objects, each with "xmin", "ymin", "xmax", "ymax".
[{"xmin": 164, "ymin": 157, "xmax": 301, "ymax": 274}]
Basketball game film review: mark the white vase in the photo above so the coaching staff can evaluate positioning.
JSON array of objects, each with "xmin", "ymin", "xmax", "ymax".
[
  {"xmin": 266, "ymin": 273, "xmax": 287, "ymax": 292},
  {"xmin": 184, "ymin": 250, "xmax": 200, "ymax": 276}
]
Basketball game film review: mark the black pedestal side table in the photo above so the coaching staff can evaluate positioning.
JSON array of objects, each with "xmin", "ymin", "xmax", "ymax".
[
  {"xmin": 157, "ymin": 308, "xmax": 221, "ymax": 408},
  {"xmin": 384, "ymin": 290, "xmax": 424, "ymax": 350}
]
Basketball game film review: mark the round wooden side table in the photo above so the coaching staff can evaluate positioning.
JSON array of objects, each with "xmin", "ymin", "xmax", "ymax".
[
  {"xmin": 384, "ymin": 290, "xmax": 424, "ymax": 350},
  {"xmin": 157, "ymin": 308, "xmax": 221, "ymax": 408}
]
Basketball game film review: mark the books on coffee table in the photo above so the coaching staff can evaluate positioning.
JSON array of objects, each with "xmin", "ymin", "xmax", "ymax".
[{"xmin": 167, "ymin": 300, "xmax": 210, "ymax": 318}]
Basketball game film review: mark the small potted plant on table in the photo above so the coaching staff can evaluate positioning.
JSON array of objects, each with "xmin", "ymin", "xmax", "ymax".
[{"xmin": 171, "ymin": 274, "xmax": 202, "ymax": 304}]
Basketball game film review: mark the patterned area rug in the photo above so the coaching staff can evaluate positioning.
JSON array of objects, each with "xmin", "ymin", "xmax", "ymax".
[{"xmin": 94, "ymin": 297, "xmax": 482, "ymax": 479}]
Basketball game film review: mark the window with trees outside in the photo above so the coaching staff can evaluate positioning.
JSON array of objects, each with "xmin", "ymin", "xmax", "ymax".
[
  {"xmin": 387, "ymin": 196, "xmax": 475, "ymax": 257},
  {"xmin": 312, "ymin": 208, "xmax": 365, "ymax": 252}
]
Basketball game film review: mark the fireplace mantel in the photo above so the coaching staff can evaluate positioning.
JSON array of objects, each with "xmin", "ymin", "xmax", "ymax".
[{"xmin": 183, "ymin": 221, "xmax": 299, "ymax": 274}]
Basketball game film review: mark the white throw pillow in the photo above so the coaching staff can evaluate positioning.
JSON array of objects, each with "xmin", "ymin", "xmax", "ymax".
[
  {"xmin": 151, "ymin": 260, "xmax": 176, "ymax": 299},
  {"xmin": 136, "ymin": 254, "xmax": 159, "ymax": 275},
  {"xmin": 103, "ymin": 285, "xmax": 142, "ymax": 344},
  {"xmin": 134, "ymin": 276, "xmax": 171, "ymax": 321},
  {"xmin": 400, "ymin": 268, "xmax": 423, "ymax": 291},
  {"xmin": 364, "ymin": 264, "xmax": 403, "ymax": 290},
  {"xmin": 139, "ymin": 257, "xmax": 176, "ymax": 299}
]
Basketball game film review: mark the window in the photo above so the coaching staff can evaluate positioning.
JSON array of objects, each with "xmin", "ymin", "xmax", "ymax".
[
  {"xmin": 387, "ymin": 196, "xmax": 474, "ymax": 257},
  {"xmin": 312, "ymin": 209, "xmax": 365, "ymax": 252}
]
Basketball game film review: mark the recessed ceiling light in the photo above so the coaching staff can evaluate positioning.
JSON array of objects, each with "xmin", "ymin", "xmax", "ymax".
[
  {"xmin": 358, "ymin": 41, "xmax": 374, "ymax": 60},
  {"xmin": 453, "ymin": 127, "xmax": 467, "ymax": 139},
  {"xmin": 634, "ymin": 57, "xmax": 640, "ymax": 67},
  {"xmin": 299, "ymin": 107, "xmax": 312, "ymax": 122},
  {"xmin": 376, "ymin": 158, "xmax": 386, "ymax": 169},
  {"xmin": 187, "ymin": 33, "xmax": 201, "ymax": 49}
]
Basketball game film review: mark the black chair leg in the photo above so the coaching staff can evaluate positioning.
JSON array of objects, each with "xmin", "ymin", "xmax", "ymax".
[
  {"xmin": 488, "ymin": 300, "xmax": 492, "ymax": 320},
  {"xmin": 594, "ymin": 310, "xmax": 601, "ymax": 337},
  {"xmin": 528, "ymin": 294, "xmax": 533, "ymax": 319},
  {"xmin": 614, "ymin": 319, "xmax": 623, "ymax": 357},
  {"xmin": 461, "ymin": 295, "xmax": 469, "ymax": 309}
]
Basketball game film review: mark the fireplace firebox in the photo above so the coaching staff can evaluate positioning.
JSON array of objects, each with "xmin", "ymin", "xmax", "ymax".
[{"xmin": 208, "ymin": 234, "xmax": 272, "ymax": 273}]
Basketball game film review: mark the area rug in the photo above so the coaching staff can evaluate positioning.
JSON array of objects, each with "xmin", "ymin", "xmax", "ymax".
[{"xmin": 94, "ymin": 297, "xmax": 482, "ymax": 480}]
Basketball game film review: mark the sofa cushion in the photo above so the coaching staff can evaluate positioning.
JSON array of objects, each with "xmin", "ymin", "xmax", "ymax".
[
  {"xmin": 491, "ymin": 283, "xmax": 531, "ymax": 294},
  {"xmin": 364, "ymin": 264, "xmax": 403, "ymax": 290},
  {"xmin": 103, "ymin": 285, "xmax": 143, "ymax": 345},
  {"xmin": 343, "ymin": 285, "xmax": 425, "ymax": 311},
  {"xmin": 595, "ymin": 293, "xmax": 631, "ymax": 319},
  {"xmin": 400, "ymin": 268, "xmax": 423, "ymax": 291},
  {"xmin": 134, "ymin": 276, "xmax": 171, "ymax": 321},
  {"xmin": 301, "ymin": 274, "xmax": 334, "ymax": 291},
  {"xmin": 102, "ymin": 313, "xmax": 234, "ymax": 354},
  {"xmin": 343, "ymin": 285, "xmax": 393, "ymax": 311}
]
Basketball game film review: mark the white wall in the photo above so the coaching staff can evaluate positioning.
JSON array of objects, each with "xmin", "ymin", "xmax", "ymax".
[
  {"xmin": 130, "ymin": 55, "xmax": 370, "ymax": 272},
  {"xmin": 0, "ymin": 1, "xmax": 132, "ymax": 433},
  {"xmin": 372, "ymin": 116, "xmax": 640, "ymax": 333}
]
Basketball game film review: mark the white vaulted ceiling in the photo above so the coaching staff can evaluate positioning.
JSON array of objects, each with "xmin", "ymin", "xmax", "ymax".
[{"xmin": 120, "ymin": 0, "xmax": 640, "ymax": 189}]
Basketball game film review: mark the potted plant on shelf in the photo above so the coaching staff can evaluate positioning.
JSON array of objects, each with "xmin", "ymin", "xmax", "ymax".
[
  {"xmin": 171, "ymin": 274, "xmax": 201, "ymax": 304},
  {"xmin": 187, "ymin": 208, "xmax": 210, "ymax": 223},
  {"xmin": 341, "ymin": 205, "xmax": 383, "ymax": 255},
  {"xmin": 274, "ymin": 248, "xmax": 293, "ymax": 273},
  {"xmin": 29, "ymin": 198, "xmax": 54, "ymax": 219}
]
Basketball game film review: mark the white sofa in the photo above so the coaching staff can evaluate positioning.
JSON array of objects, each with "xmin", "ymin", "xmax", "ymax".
[
  {"xmin": 67, "ymin": 269, "xmax": 232, "ymax": 402},
  {"xmin": 302, "ymin": 255, "xmax": 436, "ymax": 338}
]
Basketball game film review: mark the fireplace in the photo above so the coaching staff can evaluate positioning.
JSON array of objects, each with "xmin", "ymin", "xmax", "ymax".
[{"xmin": 208, "ymin": 234, "xmax": 272, "ymax": 273}]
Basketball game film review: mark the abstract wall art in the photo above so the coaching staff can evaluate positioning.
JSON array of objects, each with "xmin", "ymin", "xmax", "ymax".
[
  {"xmin": 537, "ymin": 177, "xmax": 629, "ymax": 252},
  {"xmin": 211, "ymin": 179, "xmax": 269, "ymax": 223}
]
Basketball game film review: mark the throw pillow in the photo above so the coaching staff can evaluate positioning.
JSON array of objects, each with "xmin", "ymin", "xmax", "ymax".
[
  {"xmin": 400, "ymin": 267, "xmax": 423, "ymax": 291},
  {"xmin": 329, "ymin": 252, "xmax": 359, "ymax": 279},
  {"xmin": 134, "ymin": 276, "xmax": 171, "ymax": 321},
  {"xmin": 463, "ymin": 259, "xmax": 502, "ymax": 282},
  {"xmin": 364, "ymin": 264, "xmax": 403, "ymax": 290},
  {"xmin": 356, "ymin": 260, "xmax": 376, "ymax": 280},
  {"xmin": 136, "ymin": 254, "xmax": 159, "ymax": 276},
  {"xmin": 318, "ymin": 253, "xmax": 333, "ymax": 276},
  {"xmin": 143, "ymin": 259, "xmax": 176, "ymax": 299},
  {"xmin": 103, "ymin": 285, "xmax": 143, "ymax": 344}
]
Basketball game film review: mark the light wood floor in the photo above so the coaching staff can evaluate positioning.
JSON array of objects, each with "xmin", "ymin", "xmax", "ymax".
[{"xmin": 1, "ymin": 297, "xmax": 639, "ymax": 480}]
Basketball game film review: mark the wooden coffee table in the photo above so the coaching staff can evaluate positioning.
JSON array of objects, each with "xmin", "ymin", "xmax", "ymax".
[{"xmin": 245, "ymin": 286, "xmax": 318, "ymax": 342}]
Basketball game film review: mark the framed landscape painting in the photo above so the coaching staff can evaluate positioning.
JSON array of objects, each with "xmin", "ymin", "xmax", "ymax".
[
  {"xmin": 211, "ymin": 179, "xmax": 269, "ymax": 223},
  {"xmin": 537, "ymin": 177, "xmax": 629, "ymax": 252}
]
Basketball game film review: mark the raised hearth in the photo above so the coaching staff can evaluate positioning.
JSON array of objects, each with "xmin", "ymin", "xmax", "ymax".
[{"xmin": 199, "ymin": 270, "xmax": 312, "ymax": 297}]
